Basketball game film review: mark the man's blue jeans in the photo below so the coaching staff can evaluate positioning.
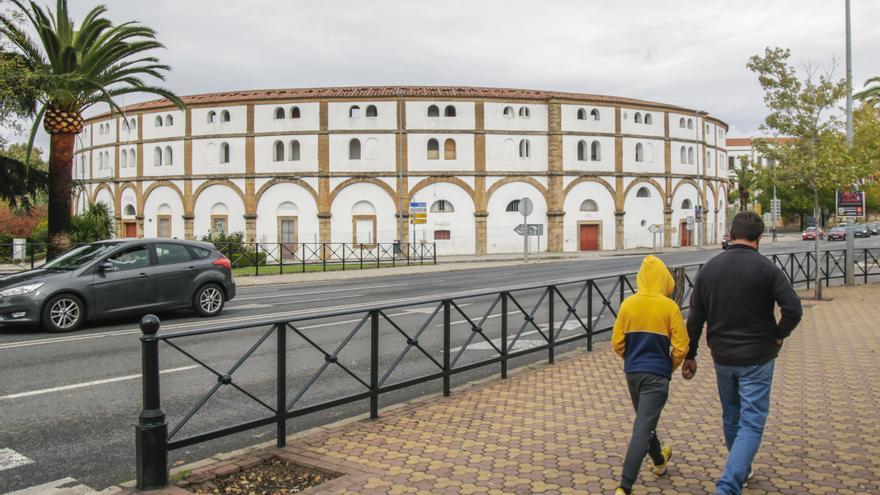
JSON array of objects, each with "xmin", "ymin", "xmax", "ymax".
[{"xmin": 714, "ymin": 360, "xmax": 775, "ymax": 495}]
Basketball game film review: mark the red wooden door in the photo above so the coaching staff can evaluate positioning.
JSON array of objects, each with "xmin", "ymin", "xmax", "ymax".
[
  {"xmin": 124, "ymin": 222, "xmax": 137, "ymax": 238},
  {"xmin": 680, "ymin": 221, "xmax": 690, "ymax": 246},
  {"xmin": 579, "ymin": 224, "xmax": 599, "ymax": 251}
]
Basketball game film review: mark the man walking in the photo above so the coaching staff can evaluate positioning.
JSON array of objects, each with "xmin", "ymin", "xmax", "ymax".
[{"xmin": 682, "ymin": 211, "xmax": 803, "ymax": 494}]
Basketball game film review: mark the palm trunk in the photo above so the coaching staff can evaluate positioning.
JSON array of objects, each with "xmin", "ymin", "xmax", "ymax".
[{"xmin": 47, "ymin": 132, "xmax": 76, "ymax": 259}]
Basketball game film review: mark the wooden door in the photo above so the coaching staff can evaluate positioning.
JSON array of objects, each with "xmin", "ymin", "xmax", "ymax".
[
  {"xmin": 578, "ymin": 224, "xmax": 599, "ymax": 251},
  {"xmin": 680, "ymin": 221, "xmax": 691, "ymax": 246},
  {"xmin": 278, "ymin": 217, "xmax": 298, "ymax": 260},
  {"xmin": 124, "ymin": 222, "xmax": 137, "ymax": 238}
]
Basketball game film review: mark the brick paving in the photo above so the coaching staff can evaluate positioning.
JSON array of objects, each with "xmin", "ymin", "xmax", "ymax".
[{"xmin": 158, "ymin": 284, "xmax": 880, "ymax": 494}]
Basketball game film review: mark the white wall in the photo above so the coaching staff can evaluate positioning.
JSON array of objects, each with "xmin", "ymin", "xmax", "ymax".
[
  {"xmin": 117, "ymin": 117, "xmax": 138, "ymax": 143},
  {"xmin": 668, "ymin": 112, "xmax": 699, "ymax": 141},
  {"xmin": 483, "ymin": 103, "xmax": 548, "ymax": 131},
  {"xmin": 409, "ymin": 182, "xmax": 475, "ymax": 255},
  {"xmin": 670, "ymin": 141, "xmax": 698, "ymax": 175},
  {"xmin": 329, "ymin": 134, "xmax": 396, "ymax": 173},
  {"xmin": 328, "ymin": 101, "xmax": 397, "ymax": 130},
  {"xmin": 620, "ymin": 108, "xmax": 664, "ymax": 137},
  {"xmin": 255, "ymin": 182, "xmax": 320, "ymax": 245},
  {"xmin": 623, "ymin": 182, "xmax": 664, "ymax": 249},
  {"xmin": 485, "ymin": 134, "xmax": 548, "ymax": 172},
  {"xmin": 191, "ymin": 106, "xmax": 247, "ymax": 136},
  {"xmin": 622, "ymin": 138, "xmax": 665, "ymax": 175},
  {"xmin": 330, "ymin": 182, "xmax": 398, "ymax": 243},
  {"xmin": 141, "ymin": 110, "xmax": 185, "ymax": 141},
  {"xmin": 143, "ymin": 141, "xmax": 184, "ymax": 177},
  {"xmin": 193, "ymin": 184, "xmax": 246, "ymax": 238},
  {"xmin": 92, "ymin": 148, "xmax": 115, "ymax": 179},
  {"xmin": 405, "ymin": 101, "xmax": 475, "ymax": 130},
  {"xmin": 94, "ymin": 188, "xmax": 115, "ymax": 217},
  {"xmin": 670, "ymin": 182, "xmax": 701, "ymax": 247},
  {"xmin": 192, "ymin": 138, "xmax": 246, "ymax": 175},
  {"xmin": 560, "ymin": 104, "xmax": 615, "ymax": 133},
  {"xmin": 254, "ymin": 103, "xmax": 320, "ymax": 133},
  {"xmin": 255, "ymin": 135, "xmax": 319, "ymax": 174},
  {"xmin": 562, "ymin": 136, "xmax": 615, "ymax": 173},
  {"xmin": 407, "ymin": 134, "xmax": 474, "ymax": 172},
  {"xmin": 562, "ymin": 181, "xmax": 616, "ymax": 251},
  {"xmin": 485, "ymin": 181, "xmax": 547, "ymax": 254},
  {"xmin": 118, "ymin": 146, "xmax": 138, "ymax": 179},
  {"xmin": 91, "ymin": 120, "xmax": 116, "ymax": 147},
  {"xmin": 143, "ymin": 186, "xmax": 185, "ymax": 239}
]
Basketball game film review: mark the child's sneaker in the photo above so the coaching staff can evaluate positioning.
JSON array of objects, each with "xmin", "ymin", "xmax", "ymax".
[
  {"xmin": 614, "ymin": 488, "xmax": 631, "ymax": 495},
  {"xmin": 652, "ymin": 446, "xmax": 672, "ymax": 476}
]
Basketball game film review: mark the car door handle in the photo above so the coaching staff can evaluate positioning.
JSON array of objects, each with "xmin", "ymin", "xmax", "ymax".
[
  {"xmin": 139, "ymin": 272, "xmax": 150, "ymax": 278},
  {"xmin": 187, "ymin": 266, "xmax": 196, "ymax": 271}
]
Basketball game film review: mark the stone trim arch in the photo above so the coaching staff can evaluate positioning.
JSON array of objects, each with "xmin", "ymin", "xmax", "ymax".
[
  {"xmin": 406, "ymin": 176, "xmax": 476, "ymax": 205},
  {"xmin": 622, "ymin": 177, "xmax": 666, "ymax": 206},
  {"xmin": 192, "ymin": 179, "xmax": 247, "ymax": 215},
  {"xmin": 90, "ymin": 183, "xmax": 114, "ymax": 205},
  {"xmin": 329, "ymin": 177, "xmax": 399, "ymax": 212},
  {"xmin": 140, "ymin": 180, "xmax": 185, "ymax": 213},
  {"xmin": 255, "ymin": 178, "xmax": 320, "ymax": 208},
  {"xmin": 484, "ymin": 176, "xmax": 550, "ymax": 211},
  {"xmin": 563, "ymin": 176, "xmax": 616, "ymax": 200},
  {"xmin": 670, "ymin": 178, "xmax": 704, "ymax": 203},
  {"xmin": 115, "ymin": 181, "xmax": 141, "ymax": 214}
]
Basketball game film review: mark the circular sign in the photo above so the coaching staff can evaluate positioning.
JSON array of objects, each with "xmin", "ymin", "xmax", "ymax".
[{"xmin": 518, "ymin": 197, "xmax": 534, "ymax": 217}]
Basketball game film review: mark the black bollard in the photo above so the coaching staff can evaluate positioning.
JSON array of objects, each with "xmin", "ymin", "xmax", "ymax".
[{"xmin": 135, "ymin": 314, "xmax": 168, "ymax": 490}]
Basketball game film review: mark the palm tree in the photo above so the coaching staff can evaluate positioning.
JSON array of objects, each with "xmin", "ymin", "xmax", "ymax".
[
  {"xmin": 0, "ymin": 0, "xmax": 183, "ymax": 257},
  {"xmin": 728, "ymin": 157, "xmax": 757, "ymax": 211},
  {"xmin": 855, "ymin": 76, "xmax": 880, "ymax": 105}
]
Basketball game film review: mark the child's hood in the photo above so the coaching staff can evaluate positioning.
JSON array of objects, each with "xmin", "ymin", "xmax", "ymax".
[{"xmin": 636, "ymin": 255, "xmax": 674, "ymax": 297}]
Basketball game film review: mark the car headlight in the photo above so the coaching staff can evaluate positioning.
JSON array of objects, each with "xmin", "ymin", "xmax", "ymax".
[{"xmin": 0, "ymin": 283, "xmax": 44, "ymax": 298}]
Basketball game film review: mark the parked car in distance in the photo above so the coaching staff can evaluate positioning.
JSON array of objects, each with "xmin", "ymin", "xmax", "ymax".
[
  {"xmin": 721, "ymin": 233, "xmax": 731, "ymax": 250},
  {"xmin": 0, "ymin": 239, "xmax": 235, "ymax": 332},
  {"xmin": 854, "ymin": 224, "xmax": 870, "ymax": 238},
  {"xmin": 827, "ymin": 227, "xmax": 847, "ymax": 241},
  {"xmin": 802, "ymin": 226, "xmax": 825, "ymax": 241},
  {"xmin": 868, "ymin": 223, "xmax": 880, "ymax": 236}
]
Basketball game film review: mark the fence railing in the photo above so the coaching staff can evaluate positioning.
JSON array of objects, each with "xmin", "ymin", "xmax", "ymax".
[
  {"xmin": 134, "ymin": 248, "xmax": 880, "ymax": 489},
  {"xmin": 0, "ymin": 241, "xmax": 436, "ymax": 276}
]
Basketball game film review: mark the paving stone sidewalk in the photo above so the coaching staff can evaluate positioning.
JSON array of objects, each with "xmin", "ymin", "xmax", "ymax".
[{"xmin": 136, "ymin": 283, "xmax": 880, "ymax": 494}]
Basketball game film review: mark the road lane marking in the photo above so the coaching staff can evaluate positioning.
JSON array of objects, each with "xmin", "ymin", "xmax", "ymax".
[
  {"xmin": 0, "ymin": 365, "xmax": 198, "ymax": 401},
  {"xmin": 231, "ymin": 293, "xmax": 361, "ymax": 303},
  {"xmin": 237, "ymin": 280, "xmax": 446, "ymax": 295},
  {"xmin": 4, "ymin": 477, "xmax": 96, "ymax": 495},
  {"xmin": 0, "ymin": 448, "xmax": 34, "ymax": 472}
]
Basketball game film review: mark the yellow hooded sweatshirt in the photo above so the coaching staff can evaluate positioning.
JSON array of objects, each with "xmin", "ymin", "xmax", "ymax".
[{"xmin": 611, "ymin": 255, "xmax": 689, "ymax": 379}]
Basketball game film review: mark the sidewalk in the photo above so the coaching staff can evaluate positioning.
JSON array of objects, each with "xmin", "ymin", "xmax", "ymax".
[{"xmin": 128, "ymin": 282, "xmax": 880, "ymax": 494}]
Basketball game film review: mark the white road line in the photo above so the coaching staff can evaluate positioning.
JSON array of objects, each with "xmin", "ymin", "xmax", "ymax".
[
  {"xmin": 0, "ymin": 448, "xmax": 34, "ymax": 472},
  {"xmin": 237, "ymin": 280, "xmax": 446, "ymax": 295},
  {"xmin": 3, "ymin": 477, "xmax": 95, "ymax": 495},
  {"xmin": 0, "ymin": 365, "xmax": 197, "ymax": 401},
  {"xmin": 231, "ymin": 293, "xmax": 361, "ymax": 303}
]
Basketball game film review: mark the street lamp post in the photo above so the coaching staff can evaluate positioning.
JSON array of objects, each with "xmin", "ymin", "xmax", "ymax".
[{"xmin": 844, "ymin": 0, "xmax": 856, "ymax": 285}]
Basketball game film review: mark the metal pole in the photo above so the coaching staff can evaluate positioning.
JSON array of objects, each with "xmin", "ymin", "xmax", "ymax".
[
  {"xmin": 136, "ymin": 314, "xmax": 168, "ymax": 490},
  {"xmin": 523, "ymin": 210, "xmax": 529, "ymax": 263},
  {"xmin": 846, "ymin": 218, "xmax": 855, "ymax": 285},
  {"xmin": 845, "ymin": 0, "xmax": 854, "ymax": 146},
  {"xmin": 369, "ymin": 310, "xmax": 379, "ymax": 419},
  {"xmin": 276, "ymin": 324, "xmax": 287, "ymax": 447},
  {"xmin": 500, "ymin": 292, "xmax": 508, "ymax": 379},
  {"xmin": 548, "ymin": 287, "xmax": 555, "ymax": 364},
  {"xmin": 442, "ymin": 300, "xmax": 451, "ymax": 396}
]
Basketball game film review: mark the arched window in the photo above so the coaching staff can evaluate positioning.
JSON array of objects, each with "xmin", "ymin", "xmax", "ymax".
[
  {"xmin": 153, "ymin": 146, "xmax": 162, "ymax": 166},
  {"xmin": 580, "ymin": 199, "xmax": 599, "ymax": 212},
  {"xmin": 519, "ymin": 106, "xmax": 530, "ymax": 118},
  {"xmin": 646, "ymin": 113, "xmax": 653, "ymax": 125},
  {"xmin": 154, "ymin": 116, "xmax": 163, "ymax": 127},
  {"xmin": 590, "ymin": 108, "xmax": 600, "ymax": 121},
  {"xmin": 577, "ymin": 140, "xmax": 587, "ymax": 161},
  {"xmin": 679, "ymin": 117, "xmax": 686, "ymax": 128},
  {"xmin": 680, "ymin": 146, "xmax": 687, "ymax": 164},
  {"xmin": 688, "ymin": 147, "xmax": 695, "ymax": 164},
  {"xmin": 519, "ymin": 139, "xmax": 530, "ymax": 158},
  {"xmin": 97, "ymin": 152, "xmax": 104, "ymax": 170},
  {"xmin": 349, "ymin": 105, "xmax": 361, "ymax": 118},
  {"xmin": 430, "ymin": 200, "xmax": 454, "ymax": 213},
  {"xmin": 634, "ymin": 112, "xmax": 643, "ymax": 124},
  {"xmin": 121, "ymin": 150, "xmax": 128, "ymax": 168},
  {"xmin": 290, "ymin": 106, "xmax": 301, "ymax": 119},
  {"xmin": 129, "ymin": 148, "xmax": 136, "ymax": 166},
  {"xmin": 124, "ymin": 205, "xmax": 136, "ymax": 217},
  {"xmin": 687, "ymin": 118, "xmax": 693, "ymax": 129},
  {"xmin": 207, "ymin": 111, "xmax": 217, "ymax": 123},
  {"xmin": 707, "ymin": 151, "xmax": 712, "ymax": 167},
  {"xmin": 427, "ymin": 138, "xmax": 439, "ymax": 160},
  {"xmin": 365, "ymin": 105, "xmax": 378, "ymax": 117},
  {"xmin": 349, "ymin": 138, "xmax": 361, "ymax": 159},
  {"xmin": 506, "ymin": 200, "xmax": 521, "ymax": 212},
  {"xmin": 444, "ymin": 105, "xmax": 456, "ymax": 117},
  {"xmin": 365, "ymin": 138, "xmax": 378, "ymax": 160},
  {"xmin": 636, "ymin": 187, "xmax": 651, "ymax": 198},
  {"xmin": 220, "ymin": 142, "xmax": 230, "ymax": 163},
  {"xmin": 221, "ymin": 110, "xmax": 231, "ymax": 122},
  {"xmin": 503, "ymin": 106, "xmax": 515, "ymax": 118},
  {"xmin": 503, "ymin": 139, "xmax": 515, "ymax": 161},
  {"xmin": 164, "ymin": 146, "xmax": 173, "ymax": 165},
  {"xmin": 635, "ymin": 143, "xmax": 644, "ymax": 162},
  {"xmin": 289, "ymin": 140, "xmax": 300, "ymax": 161},
  {"xmin": 274, "ymin": 107, "xmax": 285, "ymax": 119},
  {"xmin": 444, "ymin": 139, "xmax": 456, "ymax": 160},
  {"xmin": 427, "ymin": 105, "xmax": 440, "ymax": 117},
  {"xmin": 273, "ymin": 140, "xmax": 284, "ymax": 161},
  {"xmin": 130, "ymin": 119, "xmax": 136, "ymax": 129},
  {"xmin": 591, "ymin": 140, "xmax": 601, "ymax": 161},
  {"xmin": 681, "ymin": 199, "xmax": 693, "ymax": 209},
  {"xmin": 577, "ymin": 108, "xmax": 587, "ymax": 120},
  {"xmin": 165, "ymin": 115, "xmax": 173, "ymax": 126}
]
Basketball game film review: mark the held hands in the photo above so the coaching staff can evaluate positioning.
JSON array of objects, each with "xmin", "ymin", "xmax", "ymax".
[{"xmin": 681, "ymin": 359, "xmax": 697, "ymax": 380}]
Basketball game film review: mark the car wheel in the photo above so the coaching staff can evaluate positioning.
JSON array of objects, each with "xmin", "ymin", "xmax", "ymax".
[
  {"xmin": 193, "ymin": 283, "xmax": 224, "ymax": 317},
  {"xmin": 41, "ymin": 293, "xmax": 85, "ymax": 333}
]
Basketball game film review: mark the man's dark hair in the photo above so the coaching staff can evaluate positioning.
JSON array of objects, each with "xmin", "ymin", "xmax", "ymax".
[{"xmin": 729, "ymin": 211, "xmax": 765, "ymax": 241}]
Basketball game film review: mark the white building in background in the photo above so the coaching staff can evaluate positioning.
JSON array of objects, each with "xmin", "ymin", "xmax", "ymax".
[{"xmin": 73, "ymin": 86, "xmax": 729, "ymax": 255}]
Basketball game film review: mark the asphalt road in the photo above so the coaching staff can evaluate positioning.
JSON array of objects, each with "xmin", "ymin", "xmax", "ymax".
[{"xmin": 1, "ymin": 238, "xmax": 878, "ymax": 493}]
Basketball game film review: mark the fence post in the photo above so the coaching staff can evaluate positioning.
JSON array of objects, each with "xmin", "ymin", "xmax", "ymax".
[
  {"xmin": 392, "ymin": 243, "xmax": 396, "ymax": 268},
  {"xmin": 30, "ymin": 245, "xmax": 35, "ymax": 269},
  {"xmin": 433, "ymin": 243, "xmax": 437, "ymax": 265},
  {"xmin": 501, "ymin": 292, "xmax": 508, "ymax": 379},
  {"xmin": 301, "ymin": 244, "xmax": 306, "ymax": 273},
  {"xmin": 865, "ymin": 248, "xmax": 869, "ymax": 284},
  {"xmin": 619, "ymin": 275, "xmax": 625, "ymax": 305},
  {"xmin": 279, "ymin": 244, "xmax": 284, "ymax": 275},
  {"xmin": 586, "ymin": 281, "xmax": 593, "ymax": 352},
  {"xmin": 342, "ymin": 244, "xmax": 346, "ymax": 271},
  {"xmin": 255, "ymin": 243, "xmax": 260, "ymax": 277},
  {"xmin": 322, "ymin": 243, "xmax": 327, "ymax": 272},
  {"xmin": 276, "ymin": 323, "xmax": 287, "ymax": 447},
  {"xmin": 370, "ymin": 310, "xmax": 379, "ymax": 419},
  {"xmin": 360, "ymin": 244, "xmax": 364, "ymax": 270},
  {"xmin": 136, "ymin": 314, "xmax": 168, "ymax": 490},
  {"xmin": 825, "ymin": 251, "xmax": 830, "ymax": 287},
  {"xmin": 548, "ymin": 286, "xmax": 555, "ymax": 364},
  {"xmin": 442, "ymin": 300, "xmax": 451, "ymax": 396}
]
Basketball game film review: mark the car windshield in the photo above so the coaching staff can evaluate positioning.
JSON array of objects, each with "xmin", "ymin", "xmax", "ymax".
[
  {"xmin": 805, "ymin": 227, "xmax": 816, "ymax": 232},
  {"xmin": 43, "ymin": 243, "xmax": 120, "ymax": 270}
]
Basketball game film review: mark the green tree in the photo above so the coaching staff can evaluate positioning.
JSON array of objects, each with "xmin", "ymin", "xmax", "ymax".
[
  {"xmin": 728, "ymin": 156, "xmax": 758, "ymax": 211},
  {"xmin": 0, "ymin": 138, "xmax": 48, "ymax": 208},
  {"xmin": 0, "ymin": 0, "xmax": 183, "ymax": 258},
  {"xmin": 70, "ymin": 201, "xmax": 112, "ymax": 243}
]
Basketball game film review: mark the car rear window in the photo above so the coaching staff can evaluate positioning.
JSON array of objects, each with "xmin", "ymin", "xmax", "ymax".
[
  {"xmin": 155, "ymin": 243, "xmax": 194, "ymax": 265},
  {"xmin": 189, "ymin": 246, "xmax": 213, "ymax": 259}
]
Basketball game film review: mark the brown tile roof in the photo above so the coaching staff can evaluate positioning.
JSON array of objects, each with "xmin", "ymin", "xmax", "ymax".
[
  {"xmin": 726, "ymin": 137, "xmax": 796, "ymax": 147},
  {"xmin": 93, "ymin": 85, "xmax": 723, "ymax": 123}
]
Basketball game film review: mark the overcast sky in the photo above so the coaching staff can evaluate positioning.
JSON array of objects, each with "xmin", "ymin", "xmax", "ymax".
[{"xmin": 7, "ymin": 0, "xmax": 880, "ymax": 149}]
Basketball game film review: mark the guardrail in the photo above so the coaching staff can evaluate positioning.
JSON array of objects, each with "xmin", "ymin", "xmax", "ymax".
[
  {"xmin": 0, "ymin": 241, "xmax": 437, "ymax": 276},
  {"xmin": 134, "ymin": 248, "xmax": 880, "ymax": 489}
]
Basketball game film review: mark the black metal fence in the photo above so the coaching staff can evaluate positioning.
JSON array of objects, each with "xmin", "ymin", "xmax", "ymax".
[
  {"xmin": 0, "ymin": 241, "xmax": 436, "ymax": 276},
  {"xmin": 134, "ymin": 248, "xmax": 880, "ymax": 489}
]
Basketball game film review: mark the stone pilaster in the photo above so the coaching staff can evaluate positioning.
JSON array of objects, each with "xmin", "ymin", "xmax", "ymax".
[
  {"xmin": 396, "ymin": 98, "xmax": 409, "ymax": 243},
  {"xmin": 615, "ymin": 211, "xmax": 625, "ymax": 250},
  {"xmin": 318, "ymin": 100, "xmax": 331, "ymax": 244},
  {"xmin": 136, "ymin": 114, "xmax": 144, "ymax": 180},
  {"xmin": 474, "ymin": 211, "xmax": 488, "ymax": 256},
  {"xmin": 244, "ymin": 104, "xmax": 256, "ymax": 223},
  {"xmin": 244, "ymin": 213, "xmax": 257, "ymax": 243},
  {"xmin": 183, "ymin": 214, "xmax": 194, "ymax": 240},
  {"xmin": 546, "ymin": 101, "xmax": 564, "ymax": 252},
  {"xmin": 136, "ymin": 215, "xmax": 144, "ymax": 238},
  {"xmin": 318, "ymin": 212, "xmax": 332, "ymax": 246},
  {"xmin": 664, "ymin": 208, "xmax": 673, "ymax": 247},
  {"xmin": 474, "ymin": 102, "xmax": 487, "ymax": 255}
]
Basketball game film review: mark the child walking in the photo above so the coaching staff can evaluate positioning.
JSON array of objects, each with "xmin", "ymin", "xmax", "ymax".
[{"xmin": 611, "ymin": 255, "xmax": 689, "ymax": 495}]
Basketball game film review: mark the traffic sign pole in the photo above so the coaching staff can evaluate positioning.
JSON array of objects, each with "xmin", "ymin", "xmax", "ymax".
[{"xmin": 518, "ymin": 198, "xmax": 534, "ymax": 263}]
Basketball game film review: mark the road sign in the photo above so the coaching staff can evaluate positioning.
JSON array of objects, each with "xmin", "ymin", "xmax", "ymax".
[
  {"xmin": 836, "ymin": 190, "xmax": 865, "ymax": 218},
  {"xmin": 686, "ymin": 216, "xmax": 695, "ymax": 230},
  {"xmin": 648, "ymin": 224, "xmax": 664, "ymax": 234},
  {"xmin": 514, "ymin": 224, "xmax": 544, "ymax": 236},
  {"xmin": 770, "ymin": 199, "xmax": 781, "ymax": 216},
  {"xmin": 409, "ymin": 202, "xmax": 427, "ymax": 210},
  {"xmin": 518, "ymin": 198, "xmax": 534, "ymax": 217},
  {"xmin": 409, "ymin": 202, "xmax": 427, "ymax": 224},
  {"xmin": 695, "ymin": 205, "xmax": 703, "ymax": 222}
]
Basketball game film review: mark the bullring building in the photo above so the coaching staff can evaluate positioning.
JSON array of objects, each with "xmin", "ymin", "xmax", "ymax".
[{"xmin": 72, "ymin": 86, "xmax": 729, "ymax": 255}]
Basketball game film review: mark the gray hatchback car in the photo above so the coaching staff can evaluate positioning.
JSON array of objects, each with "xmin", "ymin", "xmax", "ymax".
[{"xmin": 0, "ymin": 239, "xmax": 236, "ymax": 332}]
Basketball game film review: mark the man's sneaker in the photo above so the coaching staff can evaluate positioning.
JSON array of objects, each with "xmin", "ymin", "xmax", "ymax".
[
  {"xmin": 652, "ymin": 446, "xmax": 672, "ymax": 476},
  {"xmin": 743, "ymin": 467, "xmax": 754, "ymax": 487},
  {"xmin": 614, "ymin": 488, "xmax": 631, "ymax": 495}
]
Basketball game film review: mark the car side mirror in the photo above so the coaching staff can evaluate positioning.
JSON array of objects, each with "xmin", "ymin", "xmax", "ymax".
[{"xmin": 98, "ymin": 261, "xmax": 115, "ymax": 272}]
